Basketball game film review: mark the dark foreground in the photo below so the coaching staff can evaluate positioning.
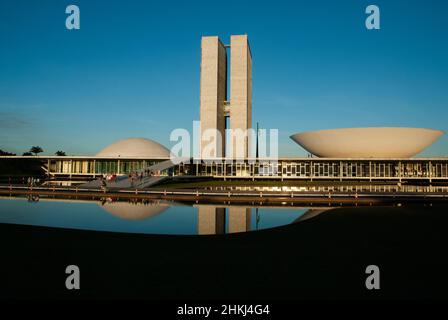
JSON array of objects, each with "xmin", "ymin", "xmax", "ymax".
[{"xmin": 1, "ymin": 205, "xmax": 447, "ymax": 300}]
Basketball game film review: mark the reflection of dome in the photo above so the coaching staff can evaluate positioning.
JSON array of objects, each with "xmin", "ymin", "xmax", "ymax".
[
  {"xmin": 100, "ymin": 201, "xmax": 169, "ymax": 220},
  {"xmin": 290, "ymin": 127, "xmax": 444, "ymax": 158},
  {"xmin": 96, "ymin": 138, "xmax": 170, "ymax": 158},
  {"xmin": 294, "ymin": 208, "xmax": 333, "ymax": 223}
]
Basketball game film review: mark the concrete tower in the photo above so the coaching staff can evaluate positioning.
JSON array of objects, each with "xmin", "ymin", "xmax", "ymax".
[
  {"xmin": 200, "ymin": 35, "xmax": 252, "ymax": 159},
  {"xmin": 197, "ymin": 205, "xmax": 251, "ymax": 235},
  {"xmin": 197, "ymin": 205, "xmax": 226, "ymax": 235},
  {"xmin": 200, "ymin": 36, "xmax": 227, "ymax": 158},
  {"xmin": 229, "ymin": 35, "xmax": 252, "ymax": 159}
]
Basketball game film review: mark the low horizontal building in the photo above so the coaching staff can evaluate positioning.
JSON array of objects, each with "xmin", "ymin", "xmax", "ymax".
[
  {"xmin": 1, "ymin": 155, "xmax": 448, "ymax": 183},
  {"xmin": 182, "ymin": 157, "xmax": 448, "ymax": 182}
]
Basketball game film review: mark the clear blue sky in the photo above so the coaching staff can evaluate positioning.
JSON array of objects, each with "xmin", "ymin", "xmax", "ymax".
[{"xmin": 0, "ymin": 0, "xmax": 447, "ymax": 156}]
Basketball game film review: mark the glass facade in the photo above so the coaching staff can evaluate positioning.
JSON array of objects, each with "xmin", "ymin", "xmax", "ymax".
[
  {"xmin": 48, "ymin": 159, "xmax": 164, "ymax": 176},
  {"xmin": 44, "ymin": 157, "xmax": 448, "ymax": 181},
  {"xmin": 179, "ymin": 159, "xmax": 448, "ymax": 181}
]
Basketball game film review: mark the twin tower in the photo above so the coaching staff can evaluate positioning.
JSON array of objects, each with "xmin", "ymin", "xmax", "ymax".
[{"xmin": 200, "ymin": 35, "xmax": 252, "ymax": 159}]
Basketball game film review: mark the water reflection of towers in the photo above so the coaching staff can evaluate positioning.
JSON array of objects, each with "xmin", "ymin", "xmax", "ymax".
[{"xmin": 196, "ymin": 205, "xmax": 251, "ymax": 235}]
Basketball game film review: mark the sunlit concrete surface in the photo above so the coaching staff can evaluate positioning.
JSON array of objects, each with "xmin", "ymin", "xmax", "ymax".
[
  {"xmin": 290, "ymin": 127, "xmax": 444, "ymax": 158},
  {"xmin": 96, "ymin": 138, "xmax": 170, "ymax": 158}
]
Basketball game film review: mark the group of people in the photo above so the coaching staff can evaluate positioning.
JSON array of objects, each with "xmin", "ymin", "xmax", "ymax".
[
  {"xmin": 104, "ymin": 174, "xmax": 118, "ymax": 182},
  {"xmin": 98, "ymin": 173, "xmax": 120, "ymax": 189},
  {"xmin": 141, "ymin": 169, "xmax": 160, "ymax": 177},
  {"xmin": 98, "ymin": 176, "xmax": 108, "ymax": 191},
  {"xmin": 128, "ymin": 170, "xmax": 152, "ymax": 187},
  {"xmin": 26, "ymin": 177, "xmax": 40, "ymax": 187},
  {"xmin": 100, "ymin": 197, "xmax": 160, "ymax": 207},
  {"xmin": 27, "ymin": 194, "xmax": 40, "ymax": 202},
  {"xmin": 96, "ymin": 169, "xmax": 160, "ymax": 189}
]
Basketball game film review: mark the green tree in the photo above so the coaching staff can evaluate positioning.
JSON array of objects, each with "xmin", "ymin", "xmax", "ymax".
[
  {"xmin": 29, "ymin": 146, "xmax": 43, "ymax": 156},
  {"xmin": 55, "ymin": 150, "xmax": 66, "ymax": 156},
  {"xmin": 0, "ymin": 149, "xmax": 16, "ymax": 156},
  {"xmin": 22, "ymin": 152, "xmax": 33, "ymax": 156}
]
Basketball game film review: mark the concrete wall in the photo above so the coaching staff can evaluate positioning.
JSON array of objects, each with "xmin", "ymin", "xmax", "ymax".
[
  {"xmin": 230, "ymin": 35, "xmax": 252, "ymax": 159},
  {"xmin": 197, "ymin": 206, "xmax": 226, "ymax": 235},
  {"xmin": 200, "ymin": 35, "xmax": 252, "ymax": 160},
  {"xmin": 200, "ymin": 36, "xmax": 227, "ymax": 158},
  {"xmin": 228, "ymin": 207, "xmax": 251, "ymax": 233},
  {"xmin": 197, "ymin": 205, "xmax": 251, "ymax": 234}
]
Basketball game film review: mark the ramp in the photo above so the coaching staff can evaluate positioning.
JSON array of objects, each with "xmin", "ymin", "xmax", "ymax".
[{"xmin": 80, "ymin": 157, "xmax": 189, "ymax": 189}]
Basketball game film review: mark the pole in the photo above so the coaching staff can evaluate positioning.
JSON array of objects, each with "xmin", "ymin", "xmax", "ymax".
[{"xmin": 256, "ymin": 122, "xmax": 259, "ymax": 159}]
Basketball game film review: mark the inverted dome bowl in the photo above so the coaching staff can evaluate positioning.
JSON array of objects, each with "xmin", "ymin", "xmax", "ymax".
[{"xmin": 290, "ymin": 127, "xmax": 444, "ymax": 158}]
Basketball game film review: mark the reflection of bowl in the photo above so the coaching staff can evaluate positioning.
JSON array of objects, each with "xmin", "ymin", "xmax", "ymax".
[
  {"xmin": 293, "ymin": 208, "xmax": 333, "ymax": 223},
  {"xmin": 290, "ymin": 127, "xmax": 444, "ymax": 158},
  {"xmin": 100, "ymin": 201, "xmax": 169, "ymax": 220}
]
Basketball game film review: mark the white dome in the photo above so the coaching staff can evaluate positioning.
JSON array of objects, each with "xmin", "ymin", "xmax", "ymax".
[
  {"xmin": 96, "ymin": 138, "xmax": 170, "ymax": 158},
  {"xmin": 290, "ymin": 127, "xmax": 444, "ymax": 158},
  {"xmin": 100, "ymin": 201, "xmax": 169, "ymax": 220}
]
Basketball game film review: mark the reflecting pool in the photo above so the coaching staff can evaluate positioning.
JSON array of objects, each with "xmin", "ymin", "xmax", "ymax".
[
  {"xmin": 0, "ymin": 195, "xmax": 312, "ymax": 235},
  {"xmin": 0, "ymin": 195, "xmax": 443, "ymax": 235}
]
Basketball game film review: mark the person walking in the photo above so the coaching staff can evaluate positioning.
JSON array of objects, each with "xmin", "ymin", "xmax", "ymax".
[{"xmin": 101, "ymin": 178, "xmax": 107, "ymax": 192}]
